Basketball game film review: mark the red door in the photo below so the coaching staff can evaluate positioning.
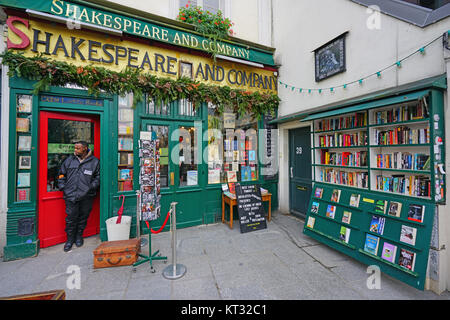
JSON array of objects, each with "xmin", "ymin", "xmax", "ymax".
[{"xmin": 38, "ymin": 111, "xmax": 100, "ymax": 248}]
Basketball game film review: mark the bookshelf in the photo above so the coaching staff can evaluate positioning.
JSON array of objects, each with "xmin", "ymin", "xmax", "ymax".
[
  {"xmin": 117, "ymin": 94, "xmax": 134, "ymax": 192},
  {"xmin": 305, "ymin": 90, "xmax": 444, "ymax": 290},
  {"xmin": 312, "ymin": 92, "xmax": 444, "ymax": 202}
]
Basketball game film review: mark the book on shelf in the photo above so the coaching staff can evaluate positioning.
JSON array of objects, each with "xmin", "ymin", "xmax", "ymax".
[
  {"xmin": 349, "ymin": 194, "xmax": 360, "ymax": 208},
  {"xmin": 118, "ymin": 180, "xmax": 133, "ymax": 191},
  {"xmin": 375, "ymin": 174, "xmax": 430, "ymax": 197},
  {"xmin": 398, "ymin": 248, "xmax": 416, "ymax": 271},
  {"xmin": 319, "ymin": 168, "xmax": 368, "ymax": 188},
  {"xmin": 330, "ymin": 189, "xmax": 341, "ymax": 202},
  {"xmin": 314, "ymin": 187, "xmax": 323, "ymax": 198},
  {"xmin": 318, "ymin": 131, "xmax": 367, "ymax": 148},
  {"xmin": 373, "ymin": 126, "xmax": 429, "ymax": 145},
  {"xmin": 119, "ymin": 153, "xmax": 134, "ymax": 165},
  {"xmin": 118, "ymin": 137, "xmax": 133, "ymax": 151},
  {"xmin": 400, "ymin": 225, "xmax": 417, "ymax": 246},
  {"xmin": 316, "ymin": 112, "xmax": 367, "ymax": 132},
  {"xmin": 342, "ymin": 211, "xmax": 352, "ymax": 224},
  {"xmin": 339, "ymin": 226, "xmax": 351, "ymax": 244},
  {"xmin": 311, "ymin": 201, "xmax": 320, "ymax": 214},
  {"xmin": 407, "ymin": 204, "xmax": 425, "ymax": 223},
  {"xmin": 369, "ymin": 215, "xmax": 385, "ymax": 235},
  {"xmin": 374, "ymin": 200, "xmax": 387, "ymax": 214},
  {"xmin": 319, "ymin": 150, "xmax": 367, "ymax": 167},
  {"xmin": 326, "ymin": 205, "xmax": 336, "ymax": 219},
  {"xmin": 373, "ymin": 101, "xmax": 428, "ymax": 125},
  {"xmin": 307, "ymin": 216, "xmax": 316, "ymax": 229},
  {"xmin": 118, "ymin": 169, "xmax": 133, "ymax": 180},
  {"xmin": 364, "ymin": 234, "xmax": 380, "ymax": 256},
  {"xmin": 387, "ymin": 201, "xmax": 402, "ymax": 217},
  {"xmin": 381, "ymin": 242, "xmax": 397, "ymax": 263},
  {"xmin": 376, "ymin": 152, "xmax": 429, "ymax": 170}
]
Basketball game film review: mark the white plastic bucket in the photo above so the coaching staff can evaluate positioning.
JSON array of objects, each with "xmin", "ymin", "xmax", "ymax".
[{"xmin": 106, "ymin": 215, "xmax": 131, "ymax": 241}]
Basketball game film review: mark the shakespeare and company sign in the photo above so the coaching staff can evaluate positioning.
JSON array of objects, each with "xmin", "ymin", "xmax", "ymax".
[
  {"xmin": 7, "ymin": 17, "xmax": 278, "ymax": 94},
  {"xmin": 0, "ymin": 0, "xmax": 275, "ymax": 66}
]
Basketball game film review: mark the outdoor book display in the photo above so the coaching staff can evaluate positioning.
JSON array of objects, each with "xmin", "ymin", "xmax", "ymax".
[{"xmin": 304, "ymin": 90, "xmax": 444, "ymax": 290}]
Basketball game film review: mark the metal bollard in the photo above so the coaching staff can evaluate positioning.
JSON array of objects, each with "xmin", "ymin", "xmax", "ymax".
[{"xmin": 162, "ymin": 202, "xmax": 187, "ymax": 280}]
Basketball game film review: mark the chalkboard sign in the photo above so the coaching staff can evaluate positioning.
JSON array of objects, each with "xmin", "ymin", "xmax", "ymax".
[{"xmin": 235, "ymin": 184, "xmax": 267, "ymax": 233}]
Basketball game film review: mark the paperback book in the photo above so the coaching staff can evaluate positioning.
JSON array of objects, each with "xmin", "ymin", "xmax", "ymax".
[
  {"xmin": 364, "ymin": 234, "xmax": 380, "ymax": 256},
  {"xmin": 339, "ymin": 226, "xmax": 351, "ymax": 244},
  {"xmin": 330, "ymin": 189, "xmax": 341, "ymax": 202},
  {"xmin": 400, "ymin": 225, "xmax": 417, "ymax": 246},
  {"xmin": 311, "ymin": 201, "xmax": 320, "ymax": 214},
  {"xmin": 387, "ymin": 201, "xmax": 402, "ymax": 217},
  {"xmin": 398, "ymin": 248, "xmax": 416, "ymax": 271},
  {"xmin": 369, "ymin": 215, "xmax": 385, "ymax": 235},
  {"xmin": 314, "ymin": 187, "xmax": 324, "ymax": 198},
  {"xmin": 381, "ymin": 242, "xmax": 397, "ymax": 263},
  {"xmin": 374, "ymin": 200, "xmax": 387, "ymax": 214},
  {"xmin": 342, "ymin": 211, "xmax": 352, "ymax": 224},
  {"xmin": 326, "ymin": 205, "xmax": 336, "ymax": 219},
  {"xmin": 349, "ymin": 194, "xmax": 360, "ymax": 208},
  {"xmin": 307, "ymin": 216, "xmax": 315, "ymax": 229},
  {"xmin": 407, "ymin": 204, "xmax": 425, "ymax": 223}
]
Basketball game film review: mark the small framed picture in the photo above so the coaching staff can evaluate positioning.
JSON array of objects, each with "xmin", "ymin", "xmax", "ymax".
[
  {"xmin": 18, "ymin": 155, "xmax": 31, "ymax": 169},
  {"xmin": 179, "ymin": 61, "xmax": 193, "ymax": 79},
  {"xmin": 314, "ymin": 32, "xmax": 347, "ymax": 82}
]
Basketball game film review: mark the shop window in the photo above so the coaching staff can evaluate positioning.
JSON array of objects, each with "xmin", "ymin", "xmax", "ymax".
[
  {"xmin": 47, "ymin": 119, "xmax": 94, "ymax": 192},
  {"xmin": 145, "ymin": 124, "xmax": 170, "ymax": 188},
  {"xmin": 178, "ymin": 99, "xmax": 198, "ymax": 117},
  {"xmin": 145, "ymin": 99, "xmax": 170, "ymax": 116},
  {"xmin": 207, "ymin": 104, "xmax": 258, "ymax": 184},
  {"xmin": 179, "ymin": 125, "xmax": 198, "ymax": 186},
  {"xmin": 15, "ymin": 94, "xmax": 33, "ymax": 202},
  {"xmin": 118, "ymin": 94, "xmax": 134, "ymax": 192},
  {"xmin": 179, "ymin": 0, "xmax": 221, "ymax": 14}
]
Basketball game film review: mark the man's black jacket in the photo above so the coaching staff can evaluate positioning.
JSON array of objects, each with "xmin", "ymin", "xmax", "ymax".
[{"xmin": 57, "ymin": 150, "xmax": 100, "ymax": 202}]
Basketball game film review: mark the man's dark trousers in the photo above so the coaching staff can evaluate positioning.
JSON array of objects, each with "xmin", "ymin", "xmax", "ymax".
[{"xmin": 65, "ymin": 197, "xmax": 95, "ymax": 243}]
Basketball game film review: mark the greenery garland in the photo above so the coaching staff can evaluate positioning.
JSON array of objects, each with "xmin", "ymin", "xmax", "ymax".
[{"xmin": 0, "ymin": 50, "xmax": 279, "ymax": 119}]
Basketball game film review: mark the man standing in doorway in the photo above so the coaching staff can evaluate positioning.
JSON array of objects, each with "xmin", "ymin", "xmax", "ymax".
[{"xmin": 58, "ymin": 141, "xmax": 100, "ymax": 252}]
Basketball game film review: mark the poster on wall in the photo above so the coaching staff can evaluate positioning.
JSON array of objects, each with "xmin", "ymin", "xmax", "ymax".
[{"xmin": 314, "ymin": 32, "xmax": 347, "ymax": 82}]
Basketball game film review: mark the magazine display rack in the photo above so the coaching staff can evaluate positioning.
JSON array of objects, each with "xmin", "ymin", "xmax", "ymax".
[{"xmin": 305, "ymin": 90, "xmax": 444, "ymax": 290}]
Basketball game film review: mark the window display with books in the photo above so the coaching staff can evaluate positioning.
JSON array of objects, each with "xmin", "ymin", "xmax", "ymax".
[
  {"xmin": 15, "ymin": 94, "xmax": 33, "ymax": 203},
  {"xmin": 117, "ymin": 94, "xmax": 135, "ymax": 192},
  {"xmin": 207, "ymin": 104, "xmax": 258, "ymax": 185},
  {"xmin": 304, "ymin": 90, "xmax": 444, "ymax": 290},
  {"xmin": 311, "ymin": 92, "xmax": 445, "ymax": 202}
]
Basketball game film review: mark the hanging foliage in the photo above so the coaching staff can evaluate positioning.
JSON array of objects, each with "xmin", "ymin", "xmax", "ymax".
[{"xmin": 0, "ymin": 50, "xmax": 279, "ymax": 119}]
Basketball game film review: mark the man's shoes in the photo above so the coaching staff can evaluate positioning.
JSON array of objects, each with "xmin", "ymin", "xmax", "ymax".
[
  {"xmin": 75, "ymin": 236, "xmax": 84, "ymax": 247},
  {"xmin": 63, "ymin": 241, "xmax": 73, "ymax": 252}
]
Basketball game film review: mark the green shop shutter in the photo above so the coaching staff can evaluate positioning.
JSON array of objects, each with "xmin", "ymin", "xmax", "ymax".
[{"xmin": 301, "ymin": 89, "xmax": 430, "ymax": 121}]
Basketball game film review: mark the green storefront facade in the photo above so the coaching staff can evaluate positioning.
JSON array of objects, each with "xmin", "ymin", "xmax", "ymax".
[{"xmin": 2, "ymin": 1, "xmax": 279, "ymax": 261}]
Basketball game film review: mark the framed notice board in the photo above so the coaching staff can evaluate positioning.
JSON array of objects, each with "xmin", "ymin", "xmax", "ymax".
[{"xmin": 304, "ymin": 182, "xmax": 435, "ymax": 290}]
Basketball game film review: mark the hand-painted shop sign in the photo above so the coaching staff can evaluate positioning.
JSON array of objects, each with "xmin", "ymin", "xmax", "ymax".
[
  {"xmin": 0, "ymin": 0, "xmax": 275, "ymax": 66},
  {"xmin": 7, "ymin": 18, "xmax": 277, "ymax": 93}
]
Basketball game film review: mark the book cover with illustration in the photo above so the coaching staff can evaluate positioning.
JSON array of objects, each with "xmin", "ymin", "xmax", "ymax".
[
  {"xmin": 369, "ymin": 215, "xmax": 385, "ymax": 235},
  {"xmin": 381, "ymin": 242, "xmax": 397, "ymax": 263},
  {"xmin": 398, "ymin": 248, "xmax": 416, "ymax": 271},
  {"xmin": 407, "ymin": 204, "xmax": 425, "ymax": 223},
  {"xmin": 326, "ymin": 205, "xmax": 336, "ymax": 219},
  {"xmin": 339, "ymin": 226, "xmax": 351, "ymax": 244},
  {"xmin": 314, "ymin": 187, "xmax": 324, "ymax": 199},
  {"xmin": 311, "ymin": 201, "xmax": 320, "ymax": 214},
  {"xmin": 374, "ymin": 200, "xmax": 388, "ymax": 214},
  {"xmin": 400, "ymin": 225, "xmax": 417, "ymax": 246},
  {"xmin": 306, "ymin": 216, "xmax": 315, "ymax": 229},
  {"xmin": 342, "ymin": 211, "xmax": 352, "ymax": 224},
  {"xmin": 388, "ymin": 201, "xmax": 402, "ymax": 217},
  {"xmin": 364, "ymin": 234, "xmax": 380, "ymax": 256},
  {"xmin": 349, "ymin": 194, "xmax": 360, "ymax": 208},
  {"xmin": 330, "ymin": 189, "xmax": 341, "ymax": 202}
]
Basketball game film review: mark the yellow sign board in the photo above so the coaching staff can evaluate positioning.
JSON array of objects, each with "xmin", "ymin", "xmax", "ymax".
[{"xmin": 7, "ymin": 18, "xmax": 277, "ymax": 94}]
